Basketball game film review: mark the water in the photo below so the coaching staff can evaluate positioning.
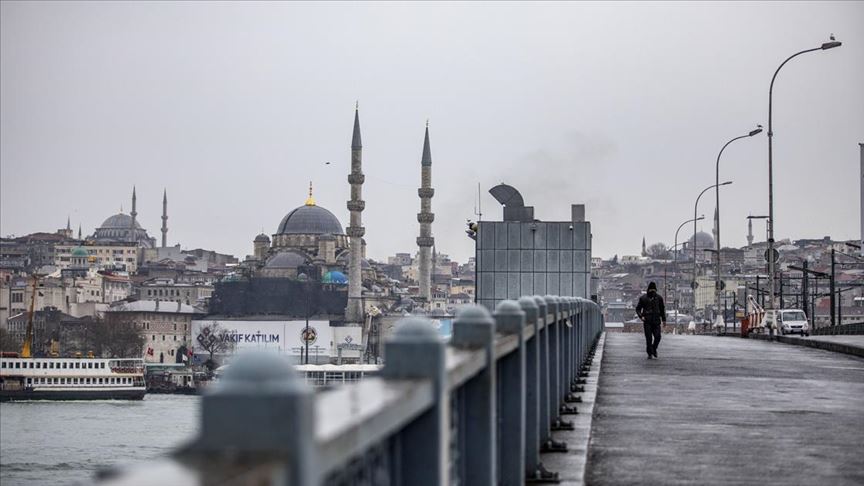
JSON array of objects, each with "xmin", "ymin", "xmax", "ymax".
[{"xmin": 0, "ymin": 395, "xmax": 200, "ymax": 486}]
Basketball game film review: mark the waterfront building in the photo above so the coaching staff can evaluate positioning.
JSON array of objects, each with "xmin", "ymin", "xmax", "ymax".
[
  {"xmin": 137, "ymin": 278, "xmax": 214, "ymax": 306},
  {"xmin": 105, "ymin": 300, "xmax": 202, "ymax": 364}
]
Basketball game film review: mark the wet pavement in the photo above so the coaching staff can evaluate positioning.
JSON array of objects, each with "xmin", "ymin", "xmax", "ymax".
[{"xmin": 584, "ymin": 334, "xmax": 864, "ymax": 486}]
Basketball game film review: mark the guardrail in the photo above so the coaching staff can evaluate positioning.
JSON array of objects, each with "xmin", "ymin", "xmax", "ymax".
[
  {"xmin": 101, "ymin": 295, "xmax": 604, "ymax": 485},
  {"xmin": 813, "ymin": 322, "xmax": 864, "ymax": 335}
]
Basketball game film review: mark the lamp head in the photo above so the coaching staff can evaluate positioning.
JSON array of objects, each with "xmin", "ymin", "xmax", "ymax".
[
  {"xmin": 821, "ymin": 41, "xmax": 841, "ymax": 50},
  {"xmin": 749, "ymin": 125, "xmax": 763, "ymax": 137},
  {"xmin": 720, "ymin": 181, "xmax": 733, "ymax": 187}
]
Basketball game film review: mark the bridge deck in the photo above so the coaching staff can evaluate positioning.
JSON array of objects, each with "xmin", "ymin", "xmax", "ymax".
[{"xmin": 585, "ymin": 334, "xmax": 864, "ymax": 485}]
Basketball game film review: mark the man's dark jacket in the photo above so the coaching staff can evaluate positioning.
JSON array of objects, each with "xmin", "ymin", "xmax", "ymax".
[{"xmin": 636, "ymin": 292, "xmax": 666, "ymax": 325}]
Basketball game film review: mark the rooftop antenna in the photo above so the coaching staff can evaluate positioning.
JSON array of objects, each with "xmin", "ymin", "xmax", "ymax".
[{"xmin": 474, "ymin": 182, "xmax": 483, "ymax": 222}]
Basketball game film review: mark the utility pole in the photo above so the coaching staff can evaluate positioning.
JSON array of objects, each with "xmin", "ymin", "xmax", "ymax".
[
  {"xmin": 830, "ymin": 249, "xmax": 836, "ymax": 326},
  {"xmin": 801, "ymin": 260, "xmax": 808, "ymax": 323}
]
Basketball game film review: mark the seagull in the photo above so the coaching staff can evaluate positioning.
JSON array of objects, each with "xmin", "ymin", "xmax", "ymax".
[{"xmin": 830, "ymin": 33, "xmax": 835, "ymax": 41}]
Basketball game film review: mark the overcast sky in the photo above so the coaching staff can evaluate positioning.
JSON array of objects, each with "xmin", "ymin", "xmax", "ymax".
[{"xmin": 2, "ymin": 1, "xmax": 862, "ymax": 263}]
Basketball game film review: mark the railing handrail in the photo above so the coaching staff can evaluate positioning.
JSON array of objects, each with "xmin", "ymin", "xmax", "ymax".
[{"xmin": 100, "ymin": 295, "xmax": 605, "ymax": 486}]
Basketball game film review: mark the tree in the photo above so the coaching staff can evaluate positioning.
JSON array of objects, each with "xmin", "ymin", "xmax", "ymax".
[
  {"xmin": 646, "ymin": 242, "xmax": 671, "ymax": 260},
  {"xmin": 194, "ymin": 321, "xmax": 236, "ymax": 369},
  {"xmin": 90, "ymin": 315, "xmax": 146, "ymax": 358}
]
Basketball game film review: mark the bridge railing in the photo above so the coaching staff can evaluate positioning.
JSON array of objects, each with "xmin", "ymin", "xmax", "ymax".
[{"xmin": 101, "ymin": 295, "xmax": 604, "ymax": 486}]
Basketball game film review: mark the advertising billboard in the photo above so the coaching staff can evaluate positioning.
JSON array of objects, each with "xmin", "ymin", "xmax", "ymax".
[{"xmin": 191, "ymin": 319, "xmax": 333, "ymax": 358}]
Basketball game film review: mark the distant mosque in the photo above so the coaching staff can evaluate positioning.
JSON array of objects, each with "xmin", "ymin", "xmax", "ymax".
[
  {"xmin": 227, "ymin": 105, "xmax": 437, "ymax": 322},
  {"xmin": 250, "ymin": 182, "xmax": 361, "ymax": 284},
  {"xmin": 89, "ymin": 186, "xmax": 169, "ymax": 249}
]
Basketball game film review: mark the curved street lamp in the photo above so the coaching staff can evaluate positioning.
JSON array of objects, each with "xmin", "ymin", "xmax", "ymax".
[
  {"xmin": 715, "ymin": 126, "xmax": 762, "ymax": 310},
  {"xmin": 673, "ymin": 215, "xmax": 704, "ymax": 312},
  {"xmin": 694, "ymin": 181, "xmax": 732, "ymax": 312},
  {"xmin": 766, "ymin": 37, "xmax": 841, "ymax": 331},
  {"xmin": 675, "ymin": 215, "xmax": 705, "ymax": 265}
]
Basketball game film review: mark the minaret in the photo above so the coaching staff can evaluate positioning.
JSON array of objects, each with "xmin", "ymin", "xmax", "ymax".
[
  {"xmin": 66, "ymin": 216, "xmax": 71, "ymax": 232},
  {"xmin": 345, "ymin": 105, "xmax": 365, "ymax": 324},
  {"xmin": 417, "ymin": 122, "xmax": 435, "ymax": 303},
  {"xmin": 77, "ymin": 224, "xmax": 82, "ymax": 240},
  {"xmin": 130, "ymin": 186, "xmax": 138, "ymax": 242},
  {"xmin": 641, "ymin": 236, "xmax": 647, "ymax": 257},
  {"xmin": 747, "ymin": 216, "xmax": 754, "ymax": 248},
  {"xmin": 161, "ymin": 189, "xmax": 168, "ymax": 248}
]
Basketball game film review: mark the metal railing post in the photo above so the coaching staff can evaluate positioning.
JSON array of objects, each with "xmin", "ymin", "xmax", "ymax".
[
  {"xmin": 185, "ymin": 352, "xmax": 318, "ymax": 486},
  {"xmin": 533, "ymin": 296, "xmax": 551, "ymax": 446},
  {"xmin": 494, "ymin": 300, "xmax": 527, "ymax": 486},
  {"xmin": 382, "ymin": 316, "xmax": 448, "ymax": 486},
  {"xmin": 451, "ymin": 305, "xmax": 497, "ymax": 485},
  {"xmin": 544, "ymin": 296, "xmax": 561, "ymax": 426}
]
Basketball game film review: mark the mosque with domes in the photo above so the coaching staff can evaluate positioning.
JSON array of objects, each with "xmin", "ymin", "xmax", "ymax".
[
  {"xmin": 89, "ymin": 186, "xmax": 160, "ymax": 249},
  {"xmin": 249, "ymin": 183, "xmax": 362, "ymax": 283}
]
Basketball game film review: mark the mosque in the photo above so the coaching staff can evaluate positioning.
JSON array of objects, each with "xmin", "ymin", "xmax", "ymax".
[
  {"xmin": 209, "ymin": 106, "xmax": 437, "ymax": 329},
  {"xmin": 249, "ymin": 183, "xmax": 364, "ymax": 285},
  {"xmin": 89, "ymin": 186, "xmax": 163, "ymax": 249}
]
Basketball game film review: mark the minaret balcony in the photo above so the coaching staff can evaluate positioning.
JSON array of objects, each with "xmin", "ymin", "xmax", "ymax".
[
  {"xmin": 347, "ymin": 226, "xmax": 366, "ymax": 238},
  {"xmin": 416, "ymin": 236, "xmax": 435, "ymax": 247},
  {"xmin": 417, "ymin": 188, "xmax": 435, "ymax": 198},
  {"xmin": 417, "ymin": 213, "xmax": 435, "ymax": 223},
  {"xmin": 348, "ymin": 173, "xmax": 365, "ymax": 185},
  {"xmin": 346, "ymin": 200, "xmax": 366, "ymax": 212}
]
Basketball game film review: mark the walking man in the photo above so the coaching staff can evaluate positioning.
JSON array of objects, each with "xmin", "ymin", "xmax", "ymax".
[{"xmin": 636, "ymin": 281, "xmax": 666, "ymax": 359}]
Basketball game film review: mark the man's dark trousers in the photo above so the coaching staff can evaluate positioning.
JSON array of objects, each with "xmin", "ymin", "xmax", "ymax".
[{"xmin": 643, "ymin": 319, "xmax": 661, "ymax": 356}]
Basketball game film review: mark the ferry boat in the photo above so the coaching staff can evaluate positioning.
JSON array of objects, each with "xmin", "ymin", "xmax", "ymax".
[{"xmin": 0, "ymin": 354, "xmax": 146, "ymax": 401}]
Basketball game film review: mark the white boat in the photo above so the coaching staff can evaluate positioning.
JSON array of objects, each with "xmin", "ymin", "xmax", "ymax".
[{"xmin": 0, "ymin": 355, "xmax": 146, "ymax": 401}]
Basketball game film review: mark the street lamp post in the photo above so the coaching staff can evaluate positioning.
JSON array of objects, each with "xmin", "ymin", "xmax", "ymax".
[
  {"xmin": 297, "ymin": 273, "xmax": 311, "ymax": 364},
  {"xmin": 694, "ymin": 182, "xmax": 732, "ymax": 314},
  {"xmin": 715, "ymin": 126, "xmax": 762, "ymax": 317},
  {"xmin": 766, "ymin": 37, "xmax": 841, "ymax": 335},
  {"xmin": 674, "ymin": 215, "xmax": 704, "ymax": 314}
]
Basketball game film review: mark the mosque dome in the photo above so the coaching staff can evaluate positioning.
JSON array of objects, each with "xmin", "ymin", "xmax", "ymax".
[
  {"xmin": 687, "ymin": 231, "xmax": 715, "ymax": 249},
  {"xmin": 276, "ymin": 204, "xmax": 344, "ymax": 236},
  {"xmin": 99, "ymin": 213, "xmax": 142, "ymax": 230},
  {"xmin": 254, "ymin": 233, "xmax": 271, "ymax": 243},
  {"xmin": 264, "ymin": 251, "xmax": 307, "ymax": 269}
]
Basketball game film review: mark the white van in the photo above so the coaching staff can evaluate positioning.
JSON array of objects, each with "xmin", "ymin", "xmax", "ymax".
[{"xmin": 778, "ymin": 309, "xmax": 810, "ymax": 336}]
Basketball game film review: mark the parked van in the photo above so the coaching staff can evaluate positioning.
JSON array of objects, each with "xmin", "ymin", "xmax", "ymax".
[{"xmin": 778, "ymin": 309, "xmax": 810, "ymax": 336}]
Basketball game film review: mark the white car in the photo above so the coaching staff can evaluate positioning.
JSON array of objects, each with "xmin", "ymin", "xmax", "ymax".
[{"xmin": 778, "ymin": 309, "xmax": 810, "ymax": 336}]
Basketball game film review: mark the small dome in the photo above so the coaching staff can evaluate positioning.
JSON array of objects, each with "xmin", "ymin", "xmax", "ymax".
[
  {"xmin": 71, "ymin": 246, "xmax": 89, "ymax": 257},
  {"xmin": 99, "ymin": 213, "xmax": 142, "ymax": 230},
  {"xmin": 336, "ymin": 252, "xmax": 371, "ymax": 269},
  {"xmin": 276, "ymin": 205, "xmax": 344, "ymax": 236},
  {"xmin": 254, "ymin": 233, "xmax": 271, "ymax": 243},
  {"xmin": 322, "ymin": 271, "xmax": 348, "ymax": 284},
  {"xmin": 264, "ymin": 251, "xmax": 307, "ymax": 269}
]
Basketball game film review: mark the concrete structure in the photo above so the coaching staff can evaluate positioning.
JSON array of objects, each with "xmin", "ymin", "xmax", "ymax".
[
  {"xmin": 345, "ymin": 107, "xmax": 365, "ymax": 324},
  {"xmin": 476, "ymin": 185, "xmax": 592, "ymax": 309},
  {"xmin": 416, "ymin": 123, "xmax": 435, "ymax": 304},
  {"xmin": 586, "ymin": 334, "xmax": 864, "ymax": 485}
]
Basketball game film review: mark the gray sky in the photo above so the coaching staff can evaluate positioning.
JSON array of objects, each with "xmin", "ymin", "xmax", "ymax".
[{"xmin": 2, "ymin": 1, "xmax": 862, "ymax": 263}]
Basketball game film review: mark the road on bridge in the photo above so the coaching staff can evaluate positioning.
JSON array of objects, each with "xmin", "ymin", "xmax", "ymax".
[{"xmin": 585, "ymin": 334, "xmax": 864, "ymax": 485}]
